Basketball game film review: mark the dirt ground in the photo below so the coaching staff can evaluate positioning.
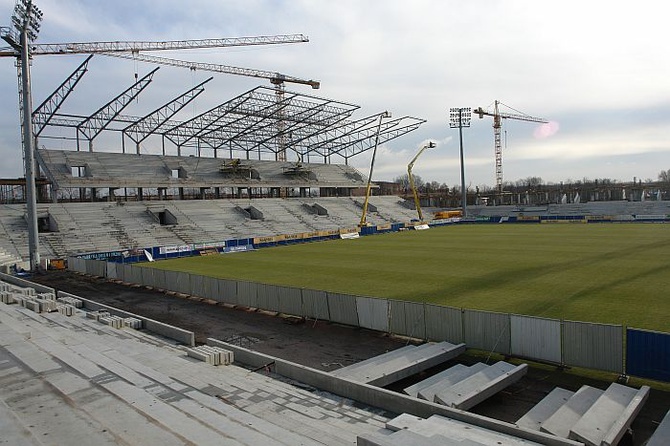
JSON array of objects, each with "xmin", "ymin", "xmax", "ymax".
[{"xmin": 31, "ymin": 271, "xmax": 670, "ymax": 445}]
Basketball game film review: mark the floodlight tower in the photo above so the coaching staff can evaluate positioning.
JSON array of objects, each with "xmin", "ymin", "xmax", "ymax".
[
  {"xmin": 449, "ymin": 107, "xmax": 471, "ymax": 216},
  {"xmin": 4, "ymin": 0, "xmax": 43, "ymax": 270}
]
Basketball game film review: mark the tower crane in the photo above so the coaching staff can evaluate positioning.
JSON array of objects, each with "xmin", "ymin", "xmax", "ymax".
[
  {"xmin": 408, "ymin": 141, "xmax": 435, "ymax": 222},
  {"xmin": 0, "ymin": 0, "xmax": 313, "ymax": 271},
  {"xmin": 474, "ymin": 100, "xmax": 547, "ymax": 192}
]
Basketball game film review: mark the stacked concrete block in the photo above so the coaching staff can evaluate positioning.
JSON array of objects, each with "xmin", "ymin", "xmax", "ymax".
[
  {"xmin": 123, "ymin": 317, "xmax": 143, "ymax": 329},
  {"xmin": 100, "ymin": 315, "xmax": 124, "ymax": 329},
  {"xmin": 86, "ymin": 310, "xmax": 111, "ymax": 321},
  {"xmin": 186, "ymin": 345, "xmax": 234, "ymax": 366},
  {"xmin": 57, "ymin": 304, "xmax": 75, "ymax": 316},
  {"xmin": 57, "ymin": 295, "xmax": 83, "ymax": 308},
  {"xmin": 36, "ymin": 298, "xmax": 59, "ymax": 313},
  {"xmin": 0, "ymin": 290, "xmax": 16, "ymax": 304}
]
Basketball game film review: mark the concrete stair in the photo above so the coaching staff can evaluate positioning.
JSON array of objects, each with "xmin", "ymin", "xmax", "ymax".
[
  {"xmin": 647, "ymin": 409, "xmax": 670, "ymax": 446},
  {"xmin": 358, "ymin": 413, "xmax": 549, "ymax": 446},
  {"xmin": 330, "ymin": 341, "xmax": 466, "ymax": 387},
  {"xmin": 432, "ymin": 361, "xmax": 528, "ymax": 410},
  {"xmin": 516, "ymin": 383, "xmax": 650, "ymax": 446}
]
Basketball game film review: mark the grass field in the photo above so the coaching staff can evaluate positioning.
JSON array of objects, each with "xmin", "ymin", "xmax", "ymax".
[{"xmin": 146, "ymin": 223, "xmax": 670, "ymax": 332}]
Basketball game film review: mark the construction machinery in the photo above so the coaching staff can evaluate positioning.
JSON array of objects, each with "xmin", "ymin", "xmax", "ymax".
[
  {"xmin": 474, "ymin": 100, "xmax": 547, "ymax": 192},
  {"xmin": 408, "ymin": 141, "xmax": 435, "ymax": 222}
]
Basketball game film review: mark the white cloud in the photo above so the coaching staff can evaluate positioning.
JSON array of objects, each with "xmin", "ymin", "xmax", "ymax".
[{"xmin": 0, "ymin": 0, "xmax": 668, "ymax": 185}]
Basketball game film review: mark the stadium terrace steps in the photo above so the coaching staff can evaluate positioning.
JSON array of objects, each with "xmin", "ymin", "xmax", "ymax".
[
  {"xmin": 0, "ymin": 280, "xmax": 390, "ymax": 445},
  {"xmin": 330, "ymin": 341, "xmax": 466, "ymax": 387},
  {"xmin": 517, "ymin": 383, "xmax": 650, "ymax": 445},
  {"xmin": 358, "ymin": 413, "xmax": 547, "ymax": 446}
]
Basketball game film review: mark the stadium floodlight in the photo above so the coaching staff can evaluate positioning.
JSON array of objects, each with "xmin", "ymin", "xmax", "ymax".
[
  {"xmin": 359, "ymin": 111, "xmax": 392, "ymax": 228},
  {"xmin": 449, "ymin": 107, "xmax": 471, "ymax": 217},
  {"xmin": 9, "ymin": 0, "xmax": 43, "ymax": 270}
]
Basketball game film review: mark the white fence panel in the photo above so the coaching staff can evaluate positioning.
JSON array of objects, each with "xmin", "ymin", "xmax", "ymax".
[
  {"xmin": 563, "ymin": 320, "xmax": 623, "ymax": 373},
  {"xmin": 356, "ymin": 296, "xmax": 389, "ymax": 332},
  {"xmin": 425, "ymin": 304, "xmax": 463, "ymax": 343},
  {"xmin": 463, "ymin": 309, "xmax": 511, "ymax": 355},
  {"xmin": 302, "ymin": 289, "xmax": 329, "ymax": 320},
  {"xmin": 511, "ymin": 314, "xmax": 561, "ymax": 363},
  {"xmin": 326, "ymin": 292, "xmax": 359, "ymax": 326}
]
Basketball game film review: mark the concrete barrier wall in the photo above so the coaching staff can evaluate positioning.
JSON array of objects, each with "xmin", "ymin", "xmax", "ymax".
[
  {"xmin": 463, "ymin": 309, "xmax": 511, "ymax": 355},
  {"xmin": 424, "ymin": 304, "xmax": 463, "ymax": 344},
  {"xmin": 58, "ymin": 290, "xmax": 195, "ymax": 346},
  {"xmin": 511, "ymin": 314, "xmax": 562, "ymax": 363},
  {"xmin": 563, "ymin": 320, "xmax": 623, "ymax": 373}
]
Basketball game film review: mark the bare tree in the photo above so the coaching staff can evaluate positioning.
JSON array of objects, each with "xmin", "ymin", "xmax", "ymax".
[{"xmin": 659, "ymin": 169, "xmax": 670, "ymax": 183}]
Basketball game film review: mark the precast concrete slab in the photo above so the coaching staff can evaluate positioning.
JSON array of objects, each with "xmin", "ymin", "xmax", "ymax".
[
  {"xmin": 569, "ymin": 383, "xmax": 650, "ymax": 446},
  {"xmin": 516, "ymin": 387, "xmax": 575, "ymax": 431},
  {"xmin": 416, "ymin": 363, "xmax": 488, "ymax": 402},
  {"xmin": 403, "ymin": 363, "xmax": 468, "ymax": 397},
  {"xmin": 376, "ymin": 413, "xmax": 546, "ymax": 446},
  {"xmin": 647, "ymin": 408, "xmax": 670, "ymax": 446},
  {"xmin": 332, "ymin": 341, "xmax": 465, "ymax": 387},
  {"xmin": 433, "ymin": 361, "xmax": 528, "ymax": 410},
  {"xmin": 540, "ymin": 385, "xmax": 604, "ymax": 438},
  {"xmin": 331, "ymin": 345, "xmax": 415, "ymax": 376},
  {"xmin": 1, "ymin": 292, "xmax": 391, "ymax": 445}
]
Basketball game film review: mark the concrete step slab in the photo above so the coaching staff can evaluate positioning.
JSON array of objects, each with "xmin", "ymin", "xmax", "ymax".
[
  {"xmin": 569, "ymin": 383, "xmax": 650, "ymax": 446},
  {"xmin": 333, "ymin": 341, "xmax": 465, "ymax": 387},
  {"xmin": 434, "ymin": 362, "xmax": 528, "ymax": 410},
  {"xmin": 416, "ymin": 363, "xmax": 488, "ymax": 402},
  {"xmin": 647, "ymin": 408, "xmax": 670, "ymax": 446},
  {"xmin": 404, "ymin": 364, "xmax": 468, "ymax": 398},
  {"xmin": 540, "ymin": 385, "xmax": 604, "ymax": 438},
  {"xmin": 516, "ymin": 387, "xmax": 574, "ymax": 431}
]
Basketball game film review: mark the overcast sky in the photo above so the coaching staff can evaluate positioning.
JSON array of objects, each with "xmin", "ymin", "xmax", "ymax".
[{"xmin": 1, "ymin": 0, "xmax": 668, "ymax": 188}]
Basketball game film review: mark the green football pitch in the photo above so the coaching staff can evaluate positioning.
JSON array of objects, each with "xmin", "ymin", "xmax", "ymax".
[{"xmin": 145, "ymin": 223, "xmax": 670, "ymax": 332}]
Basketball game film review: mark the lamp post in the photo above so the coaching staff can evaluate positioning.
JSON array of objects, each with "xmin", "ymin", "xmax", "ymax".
[
  {"xmin": 6, "ymin": 0, "xmax": 43, "ymax": 271},
  {"xmin": 449, "ymin": 107, "xmax": 471, "ymax": 216},
  {"xmin": 408, "ymin": 141, "xmax": 435, "ymax": 222},
  {"xmin": 359, "ymin": 111, "xmax": 391, "ymax": 227}
]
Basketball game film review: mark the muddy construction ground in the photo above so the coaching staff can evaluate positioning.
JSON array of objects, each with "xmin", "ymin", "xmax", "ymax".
[{"xmin": 31, "ymin": 270, "xmax": 670, "ymax": 445}]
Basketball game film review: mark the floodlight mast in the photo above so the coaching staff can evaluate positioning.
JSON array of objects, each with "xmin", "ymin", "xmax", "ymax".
[
  {"xmin": 7, "ymin": 0, "xmax": 43, "ymax": 271},
  {"xmin": 449, "ymin": 107, "xmax": 471, "ymax": 217},
  {"xmin": 408, "ymin": 141, "xmax": 435, "ymax": 222}
]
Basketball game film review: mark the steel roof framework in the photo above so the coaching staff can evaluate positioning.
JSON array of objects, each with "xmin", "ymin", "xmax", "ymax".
[{"xmin": 38, "ymin": 82, "xmax": 425, "ymax": 162}]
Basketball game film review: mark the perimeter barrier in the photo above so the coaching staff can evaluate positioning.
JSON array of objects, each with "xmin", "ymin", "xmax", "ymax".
[{"xmin": 67, "ymin": 257, "xmax": 668, "ymax": 382}]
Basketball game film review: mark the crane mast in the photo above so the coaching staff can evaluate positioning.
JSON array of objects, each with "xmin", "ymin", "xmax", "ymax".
[
  {"xmin": 474, "ymin": 100, "xmax": 547, "ymax": 192},
  {"xmin": 407, "ymin": 141, "xmax": 435, "ymax": 222}
]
